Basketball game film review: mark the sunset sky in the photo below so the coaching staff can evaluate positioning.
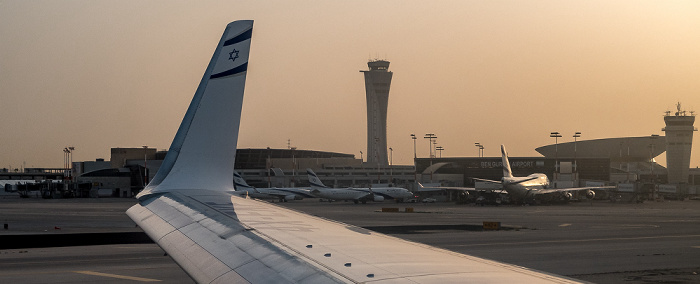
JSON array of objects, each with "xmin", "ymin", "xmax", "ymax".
[{"xmin": 2, "ymin": 1, "xmax": 700, "ymax": 169}]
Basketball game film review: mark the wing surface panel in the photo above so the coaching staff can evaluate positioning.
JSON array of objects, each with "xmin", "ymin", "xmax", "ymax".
[
  {"xmin": 228, "ymin": 194, "xmax": 582, "ymax": 283},
  {"xmin": 128, "ymin": 191, "xmax": 348, "ymax": 284},
  {"xmin": 131, "ymin": 189, "xmax": 584, "ymax": 283}
]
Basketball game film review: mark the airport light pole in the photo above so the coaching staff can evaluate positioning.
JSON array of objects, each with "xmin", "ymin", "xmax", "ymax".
[
  {"xmin": 433, "ymin": 141, "xmax": 438, "ymax": 157},
  {"xmin": 475, "ymin": 143, "xmax": 484, "ymax": 157},
  {"xmin": 410, "ymin": 134, "xmax": 417, "ymax": 184},
  {"xmin": 424, "ymin": 133, "xmax": 437, "ymax": 158},
  {"xmin": 63, "ymin": 148, "xmax": 69, "ymax": 179},
  {"xmin": 410, "ymin": 134, "xmax": 417, "ymax": 159},
  {"xmin": 424, "ymin": 133, "xmax": 437, "ymax": 182},
  {"xmin": 436, "ymin": 146, "xmax": 444, "ymax": 158},
  {"xmin": 68, "ymin": 146, "xmax": 74, "ymax": 181},
  {"xmin": 573, "ymin": 132, "xmax": 581, "ymax": 173},
  {"xmin": 389, "ymin": 147, "xmax": 393, "ymax": 183},
  {"xmin": 550, "ymin": 132, "xmax": 562, "ymax": 173}
]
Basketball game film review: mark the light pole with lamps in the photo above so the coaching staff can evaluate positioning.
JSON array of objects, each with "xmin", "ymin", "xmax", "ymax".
[
  {"xmin": 424, "ymin": 133, "xmax": 437, "ymax": 158},
  {"xmin": 550, "ymin": 132, "xmax": 562, "ymax": 173},
  {"xmin": 475, "ymin": 143, "xmax": 484, "ymax": 157},
  {"xmin": 410, "ymin": 134, "xmax": 417, "ymax": 159},
  {"xmin": 389, "ymin": 147, "xmax": 393, "ymax": 183},
  {"xmin": 436, "ymin": 146, "xmax": 444, "ymax": 158},
  {"xmin": 573, "ymin": 132, "xmax": 581, "ymax": 172},
  {"xmin": 424, "ymin": 133, "xmax": 437, "ymax": 182},
  {"xmin": 410, "ymin": 134, "xmax": 417, "ymax": 183}
]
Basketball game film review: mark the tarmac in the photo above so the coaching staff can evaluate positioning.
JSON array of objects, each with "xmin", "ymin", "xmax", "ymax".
[{"xmin": 1, "ymin": 196, "xmax": 699, "ymax": 283}]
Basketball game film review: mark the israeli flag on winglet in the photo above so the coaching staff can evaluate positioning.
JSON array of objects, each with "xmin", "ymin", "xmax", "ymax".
[{"xmin": 210, "ymin": 25, "xmax": 252, "ymax": 79}]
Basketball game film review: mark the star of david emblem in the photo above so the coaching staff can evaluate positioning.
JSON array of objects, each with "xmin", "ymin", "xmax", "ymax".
[{"xmin": 229, "ymin": 49, "xmax": 240, "ymax": 62}]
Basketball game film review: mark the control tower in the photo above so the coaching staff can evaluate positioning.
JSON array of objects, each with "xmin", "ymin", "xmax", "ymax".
[
  {"xmin": 662, "ymin": 103, "xmax": 697, "ymax": 184},
  {"xmin": 360, "ymin": 60, "xmax": 392, "ymax": 166}
]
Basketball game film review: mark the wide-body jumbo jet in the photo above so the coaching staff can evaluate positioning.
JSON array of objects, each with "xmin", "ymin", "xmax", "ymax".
[
  {"xmin": 473, "ymin": 145, "xmax": 614, "ymax": 204},
  {"xmin": 127, "ymin": 20, "xmax": 584, "ymax": 283},
  {"xmin": 233, "ymin": 171, "xmax": 315, "ymax": 202},
  {"xmin": 307, "ymin": 169, "xmax": 414, "ymax": 203}
]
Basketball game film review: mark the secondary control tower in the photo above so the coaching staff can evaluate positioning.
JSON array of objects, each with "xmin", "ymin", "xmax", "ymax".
[
  {"xmin": 663, "ymin": 102, "xmax": 697, "ymax": 184},
  {"xmin": 361, "ymin": 60, "xmax": 392, "ymax": 166}
]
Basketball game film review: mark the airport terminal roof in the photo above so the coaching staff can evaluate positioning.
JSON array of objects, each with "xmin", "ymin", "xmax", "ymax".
[{"xmin": 535, "ymin": 136, "xmax": 666, "ymax": 161}]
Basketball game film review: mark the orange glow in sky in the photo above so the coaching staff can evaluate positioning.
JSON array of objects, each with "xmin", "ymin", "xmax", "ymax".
[{"xmin": 2, "ymin": 1, "xmax": 700, "ymax": 168}]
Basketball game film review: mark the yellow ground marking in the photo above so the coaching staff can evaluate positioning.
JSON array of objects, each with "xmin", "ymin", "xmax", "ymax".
[{"xmin": 74, "ymin": 271, "xmax": 161, "ymax": 282}]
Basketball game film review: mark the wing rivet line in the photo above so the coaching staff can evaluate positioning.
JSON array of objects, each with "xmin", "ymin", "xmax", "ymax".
[
  {"xmin": 324, "ymin": 253, "xmax": 331, "ymax": 257},
  {"xmin": 344, "ymin": 263, "xmax": 352, "ymax": 267},
  {"xmin": 306, "ymin": 245, "xmax": 313, "ymax": 248},
  {"xmin": 367, "ymin": 274, "xmax": 375, "ymax": 278}
]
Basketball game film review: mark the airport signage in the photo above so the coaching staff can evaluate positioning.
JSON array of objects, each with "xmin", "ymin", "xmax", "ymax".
[
  {"xmin": 658, "ymin": 184, "xmax": 677, "ymax": 194},
  {"xmin": 480, "ymin": 161, "xmax": 535, "ymax": 169},
  {"xmin": 617, "ymin": 183, "xmax": 635, "ymax": 192}
]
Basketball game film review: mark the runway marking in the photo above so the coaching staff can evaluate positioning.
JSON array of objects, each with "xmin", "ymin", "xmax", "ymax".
[
  {"xmin": 692, "ymin": 246, "xmax": 700, "ymax": 249},
  {"xmin": 74, "ymin": 271, "xmax": 161, "ymax": 282},
  {"xmin": 448, "ymin": 234, "xmax": 700, "ymax": 247},
  {"xmin": 558, "ymin": 223, "xmax": 572, "ymax": 227}
]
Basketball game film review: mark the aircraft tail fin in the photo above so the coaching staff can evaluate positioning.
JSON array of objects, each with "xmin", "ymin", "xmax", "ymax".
[
  {"xmin": 501, "ymin": 145, "xmax": 514, "ymax": 178},
  {"xmin": 138, "ymin": 20, "xmax": 253, "ymax": 198},
  {"xmin": 307, "ymin": 169, "xmax": 328, "ymax": 188},
  {"xmin": 233, "ymin": 171, "xmax": 253, "ymax": 190}
]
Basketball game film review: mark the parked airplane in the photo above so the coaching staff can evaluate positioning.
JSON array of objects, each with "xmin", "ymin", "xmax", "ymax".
[
  {"xmin": 127, "ymin": 20, "xmax": 582, "ymax": 283},
  {"xmin": 307, "ymin": 168, "xmax": 414, "ymax": 203},
  {"xmin": 233, "ymin": 171, "xmax": 315, "ymax": 201},
  {"xmin": 474, "ymin": 145, "xmax": 614, "ymax": 204}
]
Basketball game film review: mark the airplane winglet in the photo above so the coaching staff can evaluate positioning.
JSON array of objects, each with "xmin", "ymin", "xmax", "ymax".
[{"xmin": 138, "ymin": 20, "xmax": 253, "ymax": 199}]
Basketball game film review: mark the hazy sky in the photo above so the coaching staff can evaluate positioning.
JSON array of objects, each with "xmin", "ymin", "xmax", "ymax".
[{"xmin": 2, "ymin": 0, "xmax": 700, "ymax": 169}]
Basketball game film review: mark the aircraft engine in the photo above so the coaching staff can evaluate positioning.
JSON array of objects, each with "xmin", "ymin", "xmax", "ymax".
[
  {"xmin": 373, "ymin": 196, "xmax": 385, "ymax": 202},
  {"xmin": 561, "ymin": 192, "xmax": 573, "ymax": 201},
  {"xmin": 585, "ymin": 190, "xmax": 595, "ymax": 200},
  {"xmin": 284, "ymin": 194, "xmax": 297, "ymax": 201}
]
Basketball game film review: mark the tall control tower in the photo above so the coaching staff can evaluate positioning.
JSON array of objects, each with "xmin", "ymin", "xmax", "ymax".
[
  {"xmin": 360, "ymin": 60, "xmax": 392, "ymax": 166},
  {"xmin": 663, "ymin": 103, "xmax": 697, "ymax": 184}
]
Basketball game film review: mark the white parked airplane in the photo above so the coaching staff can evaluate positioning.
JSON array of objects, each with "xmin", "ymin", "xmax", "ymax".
[
  {"xmin": 127, "ymin": 20, "xmax": 583, "ymax": 283},
  {"xmin": 307, "ymin": 168, "xmax": 414, "ymax": 203},
  {"xmin": 473, "ymin": 145, "xmax": 614, "ymax": 204},
  {"xmin": 233, "ymin": 171, "xmax": 315, "ymax": 201}
]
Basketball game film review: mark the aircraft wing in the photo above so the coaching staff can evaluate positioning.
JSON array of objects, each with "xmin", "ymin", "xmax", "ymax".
[
  {"xmin": 416, "ymin": 182, "xmax": 507, "ymax": 194},
  {"xmin": 535, "ymin": 186, "xmax": 616, "ymax": 195},
  {"xmin": 128, "ymin": 20, "xmax": 583, "ymax": 283},
  {"xmin": 128, "ymin": 189, "xmax": 581, "ymax": 283}
]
